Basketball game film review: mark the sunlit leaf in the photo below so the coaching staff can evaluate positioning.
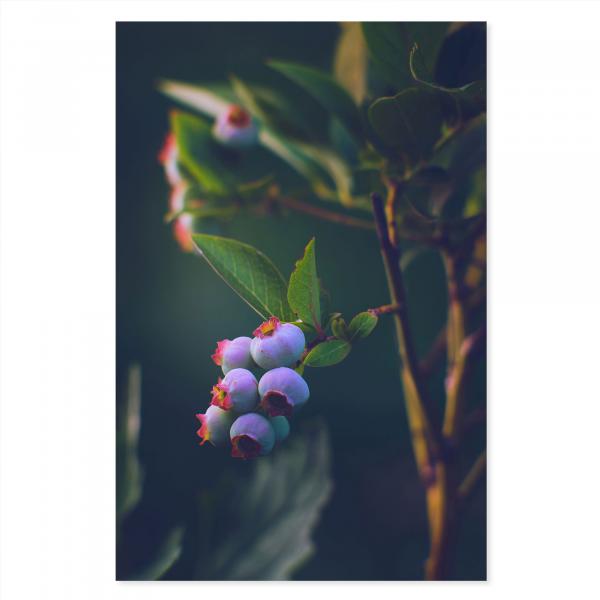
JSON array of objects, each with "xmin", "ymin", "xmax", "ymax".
[
  {"xmin": 192, "ymin": 234, "xmax": 294, "ymax": 321},
  {"xmin": 334, "ymin": 22, "xmax": 368, "ymax": 104}
]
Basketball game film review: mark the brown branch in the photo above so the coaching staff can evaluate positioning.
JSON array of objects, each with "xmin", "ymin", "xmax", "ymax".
[
  {"xmin": 273, "ymin": 195, "xmax": 375, "ymax": 231},
  {"xmin": 371, "ymin": 192, "xmax": 442, "ymax": 458}
]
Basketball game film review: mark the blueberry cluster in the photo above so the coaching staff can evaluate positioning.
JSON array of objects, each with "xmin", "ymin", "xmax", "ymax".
[{"xmin": 195, "ymin": 317, "xmax": 309, "ymax": 459}]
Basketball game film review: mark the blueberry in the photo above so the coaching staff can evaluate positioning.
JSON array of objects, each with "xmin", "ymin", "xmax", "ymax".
[
  {"xmin": 230, "ymin": 413, "xmax": 275, "ymax": 458},
  {"xmin": 210, "ymin": 368, "xmax": 258, "ymax": 413},
  {"xmin": 250, "ymin": 317, "xmax": 305, "ymax": 370},
  {"xmin": 211, "ymin": 336, "xmax": 254, "ymax": 374},
  {"xmin": 269, "ymin": 416, "xmax": 290, "ymax": 442},
  {"xmin": 213, "ymin": 105, "xmax": 258, "ymax": 148},
  {"xmin": 196, "ymin": 405, "xmax": 234, "ymax": 447},
  {"xmin": 258, "ymin": 367, "xmax": 309, "ymax": 417}
]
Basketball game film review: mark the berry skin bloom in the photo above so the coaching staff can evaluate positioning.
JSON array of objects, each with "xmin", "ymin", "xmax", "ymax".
[
  {"xmin": 230, "ymin": 413, "xmax": 276, "ymax": 459},
  {"xmin": 210, "ymin": 368, "xmax": 259, "ymax": 413},
  {"xmin": 258, "ymin": 367, "xmax": 310, "ymax": 417},
  {"xmin": 211, "ymin": 336, "xmax": 254, "ymax": 374},
  {"xmin": 213, "ymin": 105, "xmax": 258, "ymax": 148},
  {"xmin": 269, "ymin": 416, "xmax": 290, "ymax": 442},
  {"xmin": 250, "ymin": 317, "xmax": 306, "ymax": 370},
  {"xmin": 196, "ymin": 405, "xmax": 234, "ymax": 447}
]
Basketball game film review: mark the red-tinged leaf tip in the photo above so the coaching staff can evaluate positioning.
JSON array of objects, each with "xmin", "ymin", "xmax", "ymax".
[
  {"xmin": 260, "ymin": 390, "xmax": 293, "ymax": 417},
  {"xmin": 210, "ymin": 379, "xmax": 232, "ymax": 410},
  {"xmin": 158, "ymin": 132, "xmax": 176, "ymax": 164},
  {"xmin": 253, "ymin": 316, "xmax": 281, "ymax": 339},
  {"xmin": 231, "ymin": 434, "xmax": 262, "ymax": 459},
  {"xmin": 195, "ymin": 413, "xmax": 210, "ymax": 445},
  {"xmin": 227, "ymin": 105, "xmax": 252, "ymax": 128},
  {"xmin": 211, "ymin": 339, "xmax": 230, "ymax": 366}
]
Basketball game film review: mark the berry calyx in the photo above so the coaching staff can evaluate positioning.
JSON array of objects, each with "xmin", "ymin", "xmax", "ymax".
[
  {"xmin": 250, "ymin": 318, "xmax": 306, "ymax": 370},
  {"xmin": 211, "ymin": 336, "xmax": 254, "ymax": 374},
  {"xmin": 210, "ymin": 368, "xmax": 259, "ymax": 413},
  {"xmin": 196, "ymin": 405, "xmax": 234, "ymax": 447}
]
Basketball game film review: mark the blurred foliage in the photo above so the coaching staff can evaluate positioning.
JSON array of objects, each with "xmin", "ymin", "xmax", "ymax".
[{"xmin": 117, "ymin": 21, "xmax": 486, "ymax": 580}]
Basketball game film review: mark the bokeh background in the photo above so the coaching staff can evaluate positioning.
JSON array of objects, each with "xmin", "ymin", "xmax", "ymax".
[{"xmin": 116, "ymin": 22, "xmax": 486, "ymax": 580}]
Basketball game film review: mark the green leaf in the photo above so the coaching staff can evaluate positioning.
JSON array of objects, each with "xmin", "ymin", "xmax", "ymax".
[
  {"xmin": 288, "ymin": 238, "xmax": 322, "ymax": 330},
  {"xmin": 304, "ymin": 339, "xmax": 351, "ymax": 367},
  {"xmin": 348, "ymin": 312, "xmax": 378, "ymax": 341},
  {"xmin": 334, "ymin": 22, "xmax": 368, "ymax": 104},
  {"xmin": 129, "ymin": 526, "xmax": 184, "ymax": 581},
  {"xmin": 201, "ymin": 421, "xmax": 333, "ymax": 580},
  {"xmin": 117, "ymin": 364, "xmax": 143, "ymax": 522},
  {"xmin": 192, "ymin": 234, "xmax": 294, "ymax": 321},
  {"xmin": 158, "ymin": 79, "xmax": 232, "ymax": 117},
  {"xmin": 368, "ymin": 88, "xmax": 444, "ymax": 165},
  {"xmin": 268, "ymin": 60, "xmax": 364, "ymax": 144},
  {"xmin": 170, "ymin": 111, "xmax": 231, "ymax": 195},
  {"xmin": 362, "ymin": 22, "xmax": 449, "ymax": 90},
  {"xmin": 409, "ymin": 44, "xmax": 486, "ymax": 120}
]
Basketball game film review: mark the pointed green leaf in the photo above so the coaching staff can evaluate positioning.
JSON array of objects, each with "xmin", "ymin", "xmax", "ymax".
[
  {"xmin": 192, "ymin": 234, "xmax": 293, "ymax": 321},
  {"xmin": 158, "ymin": 79, "xmax": 231, "ymax": 117},
  {"xmin": 268, "ymin": 60, "xmax": 364, "ymax": 144},
  {"xmin": 288, "ymin": 238, "xmax": 321, "ymax": 330},
  {"xmin": 348, "ymin": 312, "xmax": 379, "ymax": 341},
  {"xmin": 304, "ymin": 339, "xmax": 351, "ymax": 367}
]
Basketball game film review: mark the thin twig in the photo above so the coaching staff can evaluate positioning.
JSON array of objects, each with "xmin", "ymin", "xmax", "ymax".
[
  {"xmin": 368, "ymin": 303, "xmax": 402, "ymax": 316},
  {"xmin": 273, "ymin": 195, "xmax": 375, "ymax": 231}
]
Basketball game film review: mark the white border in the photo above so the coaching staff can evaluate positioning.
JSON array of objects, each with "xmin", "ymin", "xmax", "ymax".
[{"xmin": 2, "ymin": 1, "xmax": 600, "ymax": 598}]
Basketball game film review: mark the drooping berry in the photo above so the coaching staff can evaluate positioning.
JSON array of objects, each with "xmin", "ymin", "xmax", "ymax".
[
  {"xmin": 258, "ymin": 367, "xmax": 309, "ymax": 417},
  {"xmin": 269, "ymin": 416, "xmax": 290, "ymax": 443},
  {"xmin": 230, "ymin": 413, "xmax": 275, "ymax": 458},
  {"xmin": 213, "ymin": 105, "xmax": 258, "ymax": 148},
  {"xmin": 210, "ymin": 368, "xmax": 259, "ymax": 413},
  {"xmin": 250, "ymin": 317, "xmax": 306, "ymax": 370},
  {"xmin": 211, "ymin": 336, "xmax": 254, "ymax": 374},
  {"xmin": 196, "ymin": 405, "xmax": 234, "ymax": 447}
]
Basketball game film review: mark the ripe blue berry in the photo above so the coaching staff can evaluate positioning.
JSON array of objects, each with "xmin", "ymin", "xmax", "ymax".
[
  {"xmin": 258, "ymin": 367, "xmax": 309, "ymax": 417},
  {"xmin": 213, "ymin": 105, "xmax": 258, "ymax": 148},
  {"xmin": 269, "ymin": 416, "xmax": 290, "ymax": 442},
  {"xmin": 211, "ymin": 336, "xmax": 254, "ymax": 374},
  {"xmin": 196, "ymin": 405, "xmax": 234, "ymax": 447},
  {"xmin": 250, "ymin": 317, "xmax": 306, "ymax": 370},
  {"xmin": 230, "ymin": 413, "xmax": 275, "ymax": 458},
  {"xmin": 210, "ymin": 368, "xmax": 258, "ymax": 413}
]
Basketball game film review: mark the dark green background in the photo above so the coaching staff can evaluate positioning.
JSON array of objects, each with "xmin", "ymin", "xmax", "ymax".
[{"xmin": 116, "ymin": 22, "xmax": 486, "ymax": 580}]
